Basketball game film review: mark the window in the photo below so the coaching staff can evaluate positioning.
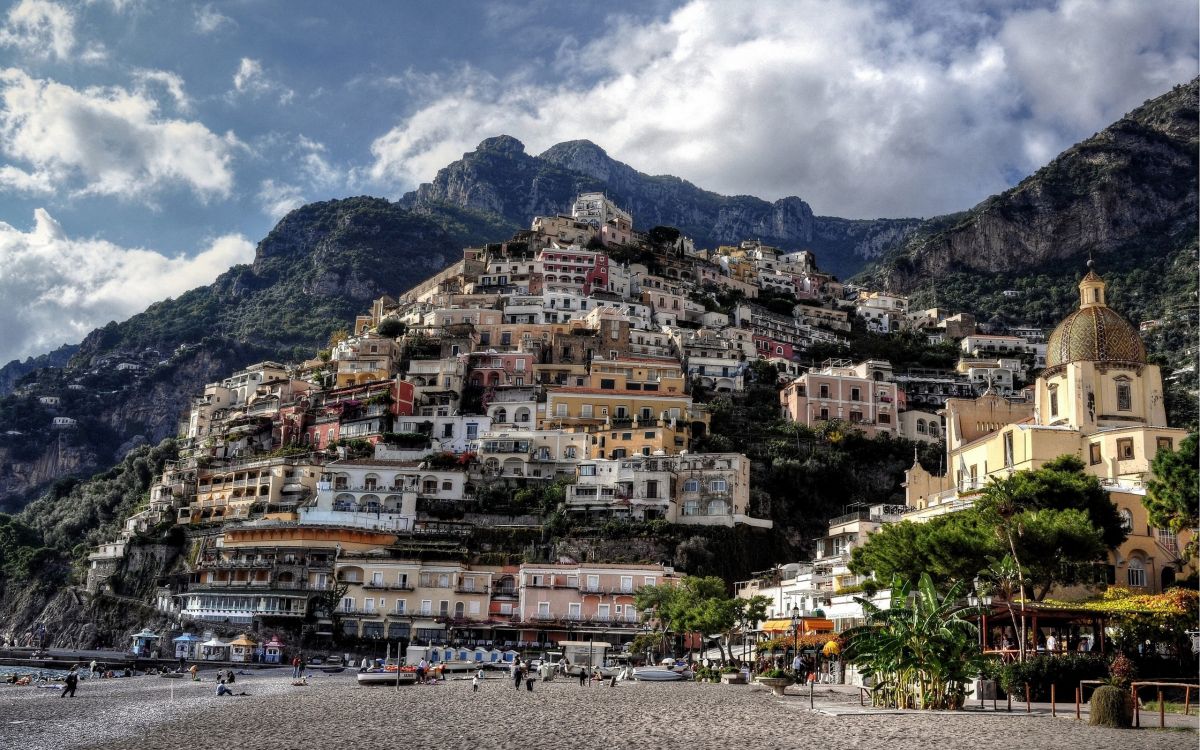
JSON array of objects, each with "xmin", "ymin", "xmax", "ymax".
[
  {"xmin": 1049, "ymin": 387, "xmax": 1059, "ymax": 418},
  {"xmin": 537, "ymin": 602, "xmax": 550, "ymax": 618},
  {"xmin": 494, "ymin": 407, "xmax": 507, "ymax": 423},
  {"xmin": 683, "ymin": 479, "xmax": 699, "ymax": 492},
  {"xmin": 556, "ymin": 404, "xmax": 567, "ymax": 417},
  {"xmin": 645, "ymin": 480, "xmax": 659, "ymax": 499},
  {"xmin": 466, "ymin": 423, "xmax": 478, "ymax": 439},
  {"xmin": 579, "ymin": 464, "xmax": 597, "ymax": 477},
  {"xmin": 1118, "ymin": 509, "xmax": 1133, "ymax": 533},
  {"xmin": 395, "ymin": 600, "xmax": 406, "ymax": 614},
  {"xmin": 586, "ymin": 575, "xmax": 600, "ymax": 592},
  {"xmin": 819, "ymin": 408, "xmax": 829, "ymax": 420},
  {"xmin": 341, "ymin": 597, "xmax": 355, "ymax": 612},
  {"xmin": 568, "ymin": 602, "xmax": 581, "ymax": 620},
  {"xmin": 1156, "ymin": 436, "xmax": 1173, "ymax": 453},
  {"xmin": 443, "ymin": 423, "xmax": 454, "ymax": 438},
  {"xmin": 600, "ymin": 378, "xmax": 616, "ymax": 390},
  {"xmin": 1089, "ymin": 443, "xmax": 1102, "ymax": 465},
  {"xmin": 819, "ymin": 384, "xmax": 830, "ymax": 398},
  {"xmin": 879, "ymin": 413, "xmax": 890, "ymax": 424},
  {"xmin": 1117, "ymin": 438, "xmax": 1134, "ymax": 461},
  {"xmin": 420, "ymin": 600, "xmax": 432, "ymax": 615},
  {"xmin": 1127, "ymin": 557, "xmax": 1146, "ymax": 588},
  {"xmin": 851, "ymin": 387, "xmax": 860, "ymax": 401},
  {"xmin": 1116, "ymin": 380, "xmax": 1132, "ymax": 411},
  {"xmin": 581, "ymin": 404, "xmax": 593, "ymax": 418},
  {"xmin": 849, "ymin": 410, "xmax": 863, "ymax": 423},
  {"xmin": 709, "ymin": 479, "xmax": 728, "ymax": 493},
  {"xmin": 916, "ymin": 419, "xmax": 927, "ymax": 434},
  {"xmin": 371, "ymin": 572, "xmax": 383, "ymax": 586},
  {"xmin": 1003, "ymin": 432, "xmax": 1014, "ymax": 468}
]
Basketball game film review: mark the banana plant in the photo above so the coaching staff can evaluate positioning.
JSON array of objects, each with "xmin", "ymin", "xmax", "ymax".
[{"xmin": 845, "ymin": 573, "xmax": 984, "ymax": 709}]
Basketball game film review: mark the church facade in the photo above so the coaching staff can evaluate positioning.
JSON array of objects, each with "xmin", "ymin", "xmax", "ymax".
[{"xmin": 904, "ymin": 263, "xmax": 1192, "ymax": 593}]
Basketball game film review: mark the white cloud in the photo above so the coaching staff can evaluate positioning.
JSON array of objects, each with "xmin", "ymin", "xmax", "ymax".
[
  {"xmin": 232, "ymin": 58, "xmax": 294, "ymax": 105},
  {"xmin": 194, "ymin": 4, "xmax": 233, "ymax": 34},
  {"xmin": 257, "ymin": 178, "xmax": 304, "ymax": 219},
  {"xmin": 0, "ymin": 68, "xmax": 236, "ymax": 202},
  {"xmin": 131, "ymin": 68, "xmax": 190, "ymax": 112},
  {"xmin": 255, "ymin": 137, "xmax": 343, "ymax": 218},
  {"xmin": 0, "ymin": 209, "xmax": 254, "ymax": 363},
  {"xmin": 0, "ymin": 0, "xmax": 77, "ymax": 61},
  {"xmin": 367, "ymin": 0, "xmax": 1198, "ymax": 218}
]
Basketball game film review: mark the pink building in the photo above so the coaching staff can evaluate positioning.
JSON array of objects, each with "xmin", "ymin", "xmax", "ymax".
[
  {"xmin": 538, "ymin": 249, "xmax": 610, "ymax": 295},
  {"xmin": 467, "ymin": 351, "xmax": 535, "ymax": 388},
  {"xmin": 753, "ymin": 335, "xmax": 794, "ymax": 360},
  {"xmin": 504, "ymin": 563, "xmax": 679, "ymax": 647},
  {"xmin": 779, "ymin": 359, "xmax": 903, "ymax": 437}
]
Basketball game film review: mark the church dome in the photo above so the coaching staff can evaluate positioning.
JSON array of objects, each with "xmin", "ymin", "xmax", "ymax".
[{"xmin": 1045, "ymin": 264, "xmax": 1146, "ymax": 369}]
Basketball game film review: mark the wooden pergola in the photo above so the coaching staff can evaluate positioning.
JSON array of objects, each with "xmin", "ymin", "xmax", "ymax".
[{"xmin": 975, "ymin": 602, "xmax": 1110, "ymax": 661}]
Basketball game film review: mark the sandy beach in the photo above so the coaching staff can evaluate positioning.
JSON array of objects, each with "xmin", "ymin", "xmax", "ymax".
[{"xmin": 1, "ymin": 669, "xmax": 1195, "ymax": 750}]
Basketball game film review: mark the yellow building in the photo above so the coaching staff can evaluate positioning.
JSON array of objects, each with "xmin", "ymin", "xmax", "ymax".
[{"xmin": 904, "ymin": 263, "xmax": 1192, "ymax": 592}]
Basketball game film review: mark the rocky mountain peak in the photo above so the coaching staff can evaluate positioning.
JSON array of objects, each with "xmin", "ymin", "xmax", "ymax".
[{"xmin": 475, "ymin": 134, "xmax": 527, "ymax": 156}]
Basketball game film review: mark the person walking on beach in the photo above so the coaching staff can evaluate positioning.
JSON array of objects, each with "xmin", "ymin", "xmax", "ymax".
[
  {"xmin": 291, "ymin": 655, "xmax": 301, "ymax": 678},
  {"xmin": 578, "ymin": 665, "xmax": 588, "ymax": 687},
  {"xmin": 60, "ymin": 667, "xmax": 79, "ymax": 698},
  {"xmin": 89, "ymin": 659, "xmax": 97, "ymax": 677},
  {"xmin": 189, "ymin": 663, "xmax": 199, "ymax": 681},
  {"xmin": 472, "ymin": 671, "xmax": 480, "ymax": 693},
  {"xmin": 512, "ymin": 661, "xmax": 523, "ymax": 689}
]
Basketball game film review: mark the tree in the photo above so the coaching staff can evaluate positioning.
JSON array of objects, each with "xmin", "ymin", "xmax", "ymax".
[
  {"xmin": 1144, "ymin": 433, "xmax": 1198, "ymax": 561},
  {"xmin": 845, "ymin": 574, "xmax": 984, "ymax": 710},
  {"xmin": 635, "ymin": 576, "xmax": 735, "ymax": 660},
  {"xmin": 647, "ymin": 226, "xmax": 681, "ymax": 247},
  {"xmin": 977, "ymin": 457, "xmax": 1124, "ymax": 601},
  {"xmin": 975, "ymin": 555, "xmax": 1031, "ymax": 660},
  {"xmin": 376, "ymin": 318, "xmax": 405, "ymax": 338}
]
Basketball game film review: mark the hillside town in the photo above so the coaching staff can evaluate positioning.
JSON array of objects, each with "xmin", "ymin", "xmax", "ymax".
[{"xmin": 71, "ymin": 192, "xmax": 1191, "ymax": 665}]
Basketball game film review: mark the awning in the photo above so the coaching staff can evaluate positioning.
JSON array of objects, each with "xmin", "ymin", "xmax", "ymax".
[
  {"xmin": 409, "ymin": 619, "xmax": 444, "ymax": 630},
  {"xmin": 759, "ymin": 617, "xmax": 835, "ymax": 634}
]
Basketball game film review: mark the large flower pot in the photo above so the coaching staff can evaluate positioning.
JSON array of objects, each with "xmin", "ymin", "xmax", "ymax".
[
  {"xmin": 756, "ymin": 677, "xmax": 791, "ymax": 696},
  {"xmin": 720, "ymin": 673, "xmax": 746, "ymax": 685}
]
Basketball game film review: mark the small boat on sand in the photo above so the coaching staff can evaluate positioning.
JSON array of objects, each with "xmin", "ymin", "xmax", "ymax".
[
  {"xmin": 356, "ymin": 661, "xmax": 417, "ymax": 686},
  {"xmin": 632, "ymin": 667, "xmax": 684, "ymax": 681}
]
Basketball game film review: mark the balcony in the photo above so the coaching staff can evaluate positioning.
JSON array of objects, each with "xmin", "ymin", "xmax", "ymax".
[
  {"xmin": 454, "ymin": 585, "xmax": 489, "ymax": 594},
  {"xmin": 362, "ymin": 583, "xmax": 415, "ymax": 592}
]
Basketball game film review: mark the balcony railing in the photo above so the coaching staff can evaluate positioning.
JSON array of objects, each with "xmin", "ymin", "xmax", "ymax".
[{"xmin": 362, "ymin": 583, "xmax": 415, "ymax": 592}]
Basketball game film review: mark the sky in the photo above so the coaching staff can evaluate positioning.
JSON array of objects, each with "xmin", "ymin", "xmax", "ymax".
[{"xmin": 0, "ymin": 0, "xmax": 1195, "ymax": 365}]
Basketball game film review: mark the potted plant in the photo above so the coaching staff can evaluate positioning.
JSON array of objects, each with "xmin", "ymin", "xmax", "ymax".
[
  {"xmin": 1090, "ymin": 653, "xmax": 1136, "ymax": 728},
  {"xmin": 720, "ymin": 666, "xmax": 746, "ymax": 685},
  {"xmin": 756, "ymin": 668, "xmax": 792, "ymax": 696}
]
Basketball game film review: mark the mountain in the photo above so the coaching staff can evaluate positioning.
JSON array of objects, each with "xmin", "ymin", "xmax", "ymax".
[
  {"xmin": 0, "ymin": 344, "xmax": 78, "ymax": 397},
  {"xmin": 404, "ymin": 135, "xmax": 922, "ymax": 279},
  {"xmin": 870, "ymin": 79, "xmax": 1199, "ymax": 354},
  {"xmin": 0, "ymin": 198, "xmax": 506, "ymax": 509},
  {"xmin": 3, "ymin": 81, "xmax": 1196, "ymax": 508}
]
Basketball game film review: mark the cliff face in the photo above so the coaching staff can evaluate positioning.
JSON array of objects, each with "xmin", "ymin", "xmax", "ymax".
[
  {"xmin": 405, "ymin": 137, "xmax": 920, "ymax": 279},
  {"xmin": 876, "ymin": 79, "xmax": 1198, "ymax": 288}
]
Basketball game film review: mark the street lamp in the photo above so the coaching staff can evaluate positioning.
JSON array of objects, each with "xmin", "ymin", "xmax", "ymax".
[{"xmin": 790, "ymin": 605, "xmax": 801, "ymax": 673}]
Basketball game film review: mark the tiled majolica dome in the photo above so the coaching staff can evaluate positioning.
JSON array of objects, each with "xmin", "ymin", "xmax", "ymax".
[{"xmin": 1045, "ymin": 266, "xmax": 1146, "ymax": 369}]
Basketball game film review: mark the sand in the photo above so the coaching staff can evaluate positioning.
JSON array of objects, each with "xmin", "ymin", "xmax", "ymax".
[{"xmin": 1, "ymin": 669, "xmax": 1195, "ymax": 750}]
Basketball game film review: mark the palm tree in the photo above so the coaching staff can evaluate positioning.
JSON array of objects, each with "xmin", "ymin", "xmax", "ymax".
[
  {"xmin": 978, "ymin": 476, "xmax": 1030, "ymax": 661},
  {"xmin": 976, "ymin": 555, "xmax": 1031, "ymax": 661}
]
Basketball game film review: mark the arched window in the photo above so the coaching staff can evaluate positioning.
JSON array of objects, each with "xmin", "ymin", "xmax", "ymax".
[
  {"xmin": 493, "ymin": 407, "xmax": 507, "ymax": 423},
  {"xmin": 1127, "ymin": 555, "xmax": 1146, "ymax": 588},
  {"xmin": 916, "ymin": 419, "xmax": 927, "ymax": 434},
  {"xmin": 928, "ymin": 423, "xmax": 940, "ymax": 437},
  {"xmin": 514, "ymin": 407, "xmax": 530, "ymax": 423}
]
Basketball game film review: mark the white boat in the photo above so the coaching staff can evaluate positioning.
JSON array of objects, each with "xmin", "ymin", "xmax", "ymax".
[
  {"xmin": 356, "ymin": 668, "xmax": 417, "ymax": 686},
  {"xmin": 632, "ymin": 667, "xmax": 685, "ymax": 681}
]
